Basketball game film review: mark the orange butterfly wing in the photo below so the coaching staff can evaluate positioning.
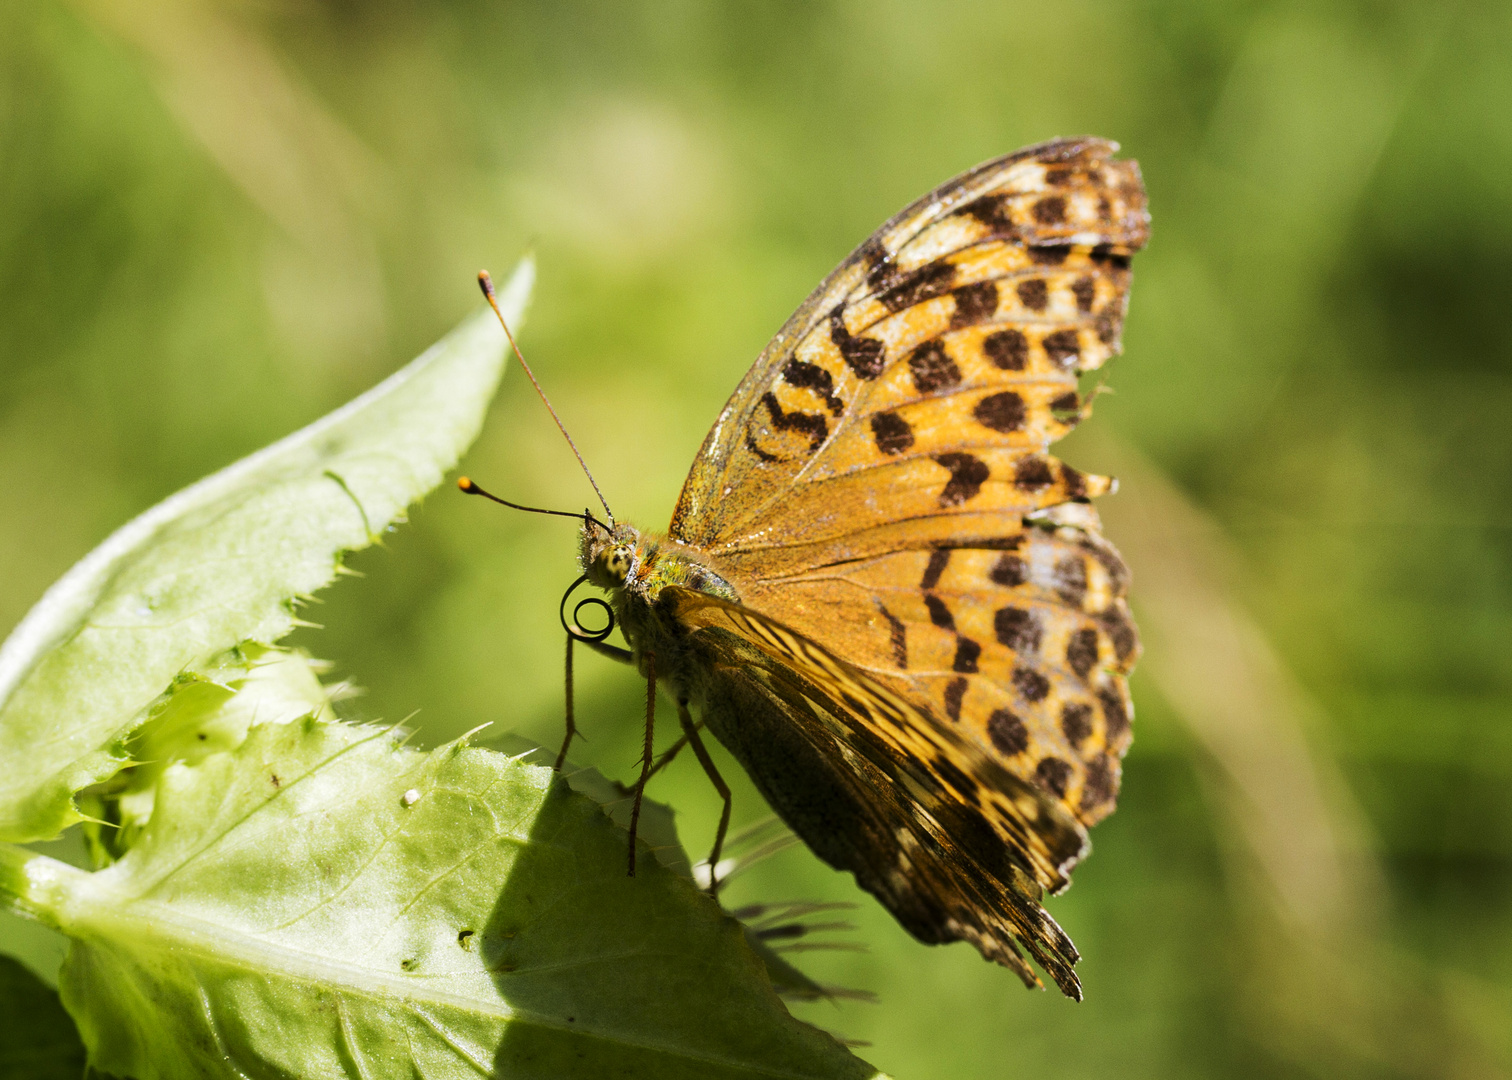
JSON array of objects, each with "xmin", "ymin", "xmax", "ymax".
[
  {"xmin": 661, "ymin": 586, "xmax": 1088, "ymax": 996},
  {"xmin": 670, "ymin": 136, "xmax": 1146, "ymax": 568},
  {"xmin": 743, "ymin": 503, "xmax": 1138, "ymax": 831},
  {"xmin": 664, "ymin": 138, "xmax": 1147, "ymax": 992}
]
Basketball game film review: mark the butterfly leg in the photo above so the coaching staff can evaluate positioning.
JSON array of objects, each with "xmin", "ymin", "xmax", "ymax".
[
  {"xmin": 677, "ymin": 698, "xmax": 732, "ymax": 897},
  {"xmin": 630, "ymin": 723, "xmax": 697, "ymax": 792},
  {"xmin": 626, "ymin": 651, "xmax": 656, "ymax": 876},
  {"xmin": 554, "ymin": 634, "xmax": 577, "ymax": 771},
  {"xmin": 562, "ymin": 633, "xmax": 633, "ymax": 771}
]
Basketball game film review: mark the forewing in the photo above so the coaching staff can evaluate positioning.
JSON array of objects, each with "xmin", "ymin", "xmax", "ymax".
[
  {"xmin": 669, "ymin": 136, "xmax": 1148, "ymax": 574},
  {"xmin": 664, "ymin": 586, "xmax": 1091, "ymax": 997},
  {"xmin": 669, "ymin": 138, "xmax": 1145, "ymax": 832}
]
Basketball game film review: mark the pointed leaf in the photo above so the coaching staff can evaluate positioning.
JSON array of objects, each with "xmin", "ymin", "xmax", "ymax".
[{"xmin": 0, "ymin": 258, "xmax": 533, "ymax": 842}]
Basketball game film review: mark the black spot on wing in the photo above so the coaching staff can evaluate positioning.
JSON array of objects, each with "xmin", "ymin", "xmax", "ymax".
[
  {"xmin": 909, "ymin": 339, "xmax": 962, "ymax": 393},
  {"xmin": 871, "ymin": 411, "xmax": 914, "ymax": 455},
  {"xmin": 1090, "ymin": 243, "xmax": 1132, "ymax": 270},
  {"xmin": 950, "ymin": 281, "xmax": 999, "ymax": 329},
  {"xmin": 1066, "ymin": 628, "xmax": 1099, "ymax": 678},
  {"xmin": 989, "ymin": 553, "xmax": 1026, "ymax": 587},
  {"xmin": 782, "ymin": 359, "xmax": 845, "ymax": 416},
  {"xmin": 1081, "ymin": 753, "xmax": 1117, "ymax": 811},
  {"xmin": 881, "ymin": 604, "xmax": 908, "ymax": 668},
  {"xmin": 1017, "ymin": 279, "xmax": 1048, "ymax": 312},
  {"xmin": 935, "ymin": 452, "xmax": 990, "ymax": 507},
  {"xmin": 1014, "ymin": 456, "xmax": 1055, "ymax": 491},
  {"xmin": 878, "ymin": 260, "xmax": 957, "ymax": 313},
  {"xmin": 1035, "ymin": 757, "xmax": 1072, "ymax": 798},
  {"xmin": 924, "ymin": 593, "xmax": 955, "ymax": 631},
  {"xmin": 1071, "ymin": 276, "xmax": 1096, "ymax": 313},
  {"xmin": 988, "ymin": 708, "xmax": 1029, "ymax": 755},
  {"xmin": 1061, "ymin": 465, "xmax": 1088, "ymax": 498},
  {"xmin": 995, "ymin": 607, "xmax": 1041, "ymax": 653},
  {"xmin": 1099, "ymin": 686, "xmax": 1130, "ymax": 743},
  {"xmin": 761, "ymin": 392, "xmax": 828, "ymax": 453},
  {"xmin": 1029, "ymin": 244, "xmax": 1071, "ymax": 266},
  {"xmin": 1084, "ymin": 541, "xmax": 1132, "ymax": 595},
  {"xmin": 1032, "ymin": 196, "xmax": 1066, "ymax": 224},
  {"xmin": 974, "ymin": 391, "xmax": 1026, "ymax": 433},
  {"xmin": 1061, "ymin": 703, "xmax": 1093, "ymax": 745},
  {"xmin": 953, "ymin": 636, "xmax": 981, "ymax": 674},
  {"xmin": 1012, "ymin": 667, "xmax": 1050, "ymax": 702},
  {"xmin": 1098, "ymin": 608, "xmax": 1139, "ymax": 662},
  {"xmin": 857, "ymin": 235, "xmax": 888, "ymax": 274},
  {"xmin": 829, "ymin": 306, "xmax": 887, "ymax": 379},
  {"xmin": 1043, "ymin": 329, "xmax": 1080, "ymax": 367},
  {"xmin": 1053, "ymin": 555, "xmax": 1088, "ymax": 605},
  {"xmin": 943, "ymin": 676, "xmax": 967, "ymax": 721},
  {"xmin": 959, "ymin": 194, "xmax": 1014, "ymax": 232},
  {"xmin": 983, "ymin": 329, "xmax": 1029, "ymax": 370},
  {"xmin": 921, "ymin": 548, "xmax": 951, "ymax": 589}
]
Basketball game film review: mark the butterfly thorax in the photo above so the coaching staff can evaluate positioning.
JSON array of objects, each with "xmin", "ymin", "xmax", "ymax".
[{"xmin": 580, "ymin": 520, "xmax": 739, "ymax": 692}]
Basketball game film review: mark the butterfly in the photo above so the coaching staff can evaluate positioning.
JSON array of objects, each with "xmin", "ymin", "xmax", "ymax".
[{"xmin": 467, "ymin": 136, "xmax": 1147, "ymax": 999}]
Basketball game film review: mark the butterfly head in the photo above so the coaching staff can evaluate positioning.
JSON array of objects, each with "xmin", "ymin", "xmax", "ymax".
[{"xmin": 581, "ymin": 517, "xmax": 643, "ymax": 590}]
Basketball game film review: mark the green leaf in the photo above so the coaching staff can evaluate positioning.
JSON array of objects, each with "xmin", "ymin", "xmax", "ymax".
[
  {"xmin": 0, "ymin": 954, "xmax": 86, "ymax": 1080},
  {"xmin": 0, "ymin": 258, "xmax": 533, "ymax": 843},
  {"xmin": 78, "ymin": 644, "xmax": 335, "ymax": 864},
  {"xmin": 2, "ymin": 714, "xmax": 882, "ymax": 1080}
]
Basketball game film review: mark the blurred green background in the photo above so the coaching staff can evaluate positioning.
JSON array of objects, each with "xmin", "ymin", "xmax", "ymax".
[{"xmin": 2, "ymin": 1, "xmax": 1510, "ymax": 1076}]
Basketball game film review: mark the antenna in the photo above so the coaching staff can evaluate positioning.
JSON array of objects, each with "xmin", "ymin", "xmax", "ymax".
[
  {"xmin": 478, "ymin": 270, "xmax": 614, "ymax": 525},
  {"xmin": 457, "ymin": 477, "xmax": 610, "ymax": 534}
]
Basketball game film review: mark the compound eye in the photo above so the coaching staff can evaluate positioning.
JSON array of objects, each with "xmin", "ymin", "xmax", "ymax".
[{"xmin": 604, "ymin": 546, "xmax": 632, "ymax": 582}]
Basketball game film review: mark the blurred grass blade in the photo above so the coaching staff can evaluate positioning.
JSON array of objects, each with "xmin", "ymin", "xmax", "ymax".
[
  {"xmin": 0, "ymin": 714, "xmax": 881, "ymax": 1080},
  {"xmin": 0, "ymin": 257, "xmax": 533, "ymax": 843}
]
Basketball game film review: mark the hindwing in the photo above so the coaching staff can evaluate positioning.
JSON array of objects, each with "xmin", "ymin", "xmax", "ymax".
[
  {"xmin": 737, "ymin": 503, "xmax": 1138, "ymax": 831},
  {"xmin": 663, "ymin": 586, "xmax": 1089, "ymax": 996}
]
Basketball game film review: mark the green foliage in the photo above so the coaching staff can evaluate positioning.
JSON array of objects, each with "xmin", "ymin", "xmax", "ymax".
[
  {"xmin": 5, "ymin": 714, "xmax": 870, "ymax": 1080},
  {"xmin": 0, "ymin": 263, "xmax": 530, "ymax": 842}
]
